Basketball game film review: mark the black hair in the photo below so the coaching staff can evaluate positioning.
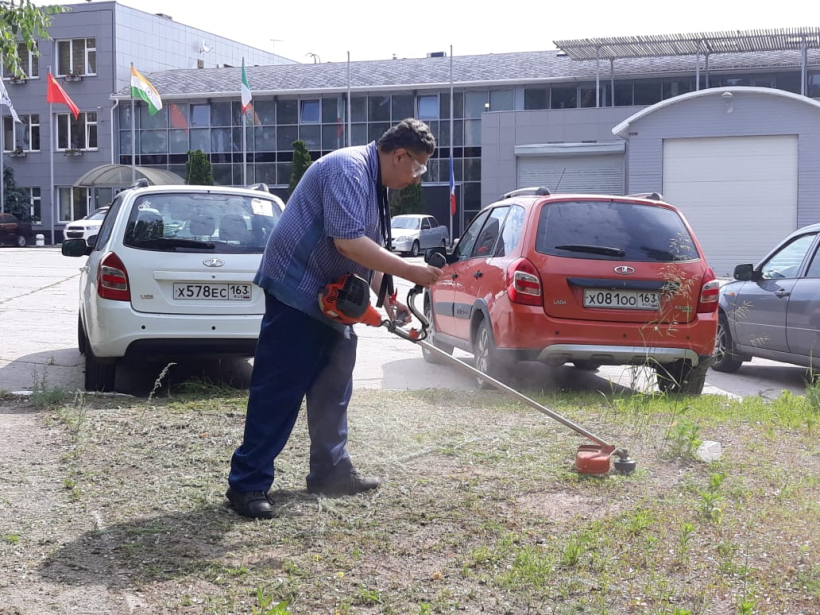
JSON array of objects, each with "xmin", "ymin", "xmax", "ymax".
[{"xmin": 377, "ymin": 118, "xmax": 436, "ymax": 155}]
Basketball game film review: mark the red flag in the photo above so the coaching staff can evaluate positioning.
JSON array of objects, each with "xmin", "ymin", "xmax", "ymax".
[
  {"xmin": 449, "ymin": 157, "xmax": 456, "ymax": 216},
  {"xmin": 46, "ymin": 72, "xmax": 79, "ymax": 119}
]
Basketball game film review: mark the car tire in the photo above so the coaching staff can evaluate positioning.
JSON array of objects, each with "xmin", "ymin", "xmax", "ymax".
[
  {"xmin": 655, "ymin": 360, "xmax": 708, "ymax": 395},
  {"xmin": 410, "ymin": 241, "xmax": 420, "ymax": 257},
  {"xmin": 421, "ymin": 295, "xmax": 454, "ymax": 364},
  {"xmin": 16, "ymin": 234, "xmax": 26, "ymax": 247},
  {"xmin": 77, "ymin": 314, "xmax": 87, "ymax": 356},
  {"xmin": 473, "ymin": 319, "xmax": 506, "ymax": 389},
  {"xmin": 85, "ymin": 346, "xmax": 116, "ymax": 392},
  {"xmin": 712, "ymin": 313, "xmax": 744, "ymax": 373},
  {"xmin": 572, "ymin": 361, "xmax": 601, "ymax": 371}
]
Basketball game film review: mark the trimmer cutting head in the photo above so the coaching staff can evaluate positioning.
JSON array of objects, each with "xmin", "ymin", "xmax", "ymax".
[{"xmin": 574, "ymin": 445, "xmax": 637, "ymax": 475}]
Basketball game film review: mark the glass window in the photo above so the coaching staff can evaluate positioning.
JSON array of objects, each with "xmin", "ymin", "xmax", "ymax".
[
  {"xmin": 439, "ymin": 91, "xmax": 464, "ymax": 119},
  {"xmin": 663, "ymin": 79, "xmax": 694, "ymax": 99},
  {"xmin": 614, "ymin": 83, "xmax": 633, "ymax": 106},
  {"xmin": 140, "ymin": 130, "xmax": 168, "ymax": 154},
  {"xmin": 93, "ymin": 194, "xmax": 125, "ymax": 251},
  {"xmin": 254, "ymin": 100, "xmax": 275, "ymax": 125},
  {"xmin": 58, "ymin": 187, "xmax": 89, "ymax": 222},
  {"xmin": 211, "ymin": 102, "xmax": 232, "ymax": 127},
  {"xmin": 167, "ymin": 103, "xmax": 188, "ymax": 129},
  {"xmin": 806, "ymin": 247, "xmax": 820, "ymax": 278},
  {"xmin": 536, "ymin": 201, "xmax": 697, "ymax": 262},
  {"xmin": 464, "ymin": 158, "xmax": 481, "ymax": 182},
  {"xmin": 322, "ymin": 97, "xmax": 345, "ymax": 124},
  {"xmin": 56, "ymin": 112, "xmax": 97, "ymax": 150},
  {"xmin": 351, "ymin": 96, "xmax": 366, "ymax": 122},
  {"xmin": 368, "ymin": 95, "xmax": 390, "ymax": 122},
  {"xmin": 418, "ymin": 95, "xmax": 438, "ymax": 119},
  {"xmin": 750, "ymin": 75, "xmax": 776, "ymax": 88},
  {"xmin": 464, "ymin": 120, "xmax": 481, "ymax": 147},
  {"xmin": 140, "ymin": 104, "xmax": 167, "ymax": 129},
  {"xmin": 351, "ymin": 124, "xmax": 368, "ymax": 146},
  {"xmin": 369, "ymin": 122, "xmax": 390, "ymax": 143},
  {"xmin": 190, "ymin": 128, "xmax": 210, "ymax": 152},
  {"xmin": 721, "ymin": 76, "xmax": 749, "ymax": 87},
  {"xmin": 465, "ymin": 91, "xmax": 489, "ymax": 118},
  {"xmin": 300, "ymin": 100, "xmax": 320, "ymax": 123},
  {"xmin": 22, "ymin": 187, "xmax": 42, "ymax": 224},
  {"xmin": 761, "ymin": 234, "xmax": 817, "ymax": 279},
  {"xmin": 210, "ymin": 128, "xmax": 232, "ymax": 153},
  {"xmin": 496, "ymin": 205, "xmax": 526, "ymax": 257},
  {"xmin": 277, "ymin": 99, "xmax": 298, "ymax": 124},
  {"xmin": 276, "ymin": 125, "xmax": 298, "ymax": 151},
  {"xmin": 777, "ymin": 72, "xmax": 802, "ymax": 94},
  {"xmin": 255, "ymin": 126, "xmax": 276, "ymax": 151},
  {"xmin": 580, "ymin": 86, "xmax": 603, "ymax": 108},
  {"xmin": 472, "ymin": 206, "xmax": 508, "ymax": 257},
  {"xmin": 453, "ymin": 209, "xmax": 490, "ymax": 261},
  {"xmin": 299, "ymin": 125, "xmax": 321, "ymax": 150},
  {"xmin": 634, "ymin": 81, "xmax": 662, "ymax": 105},
  {"xmin": 551, "ymin": 86, "xmax": 577, "ymax": 109},
  {"xmin": 489, "ymin": 89, "xmax": 514, "ymax": 111},
  {"xmin": 392, "ymin": 94, "xmax": 414, "ymax": 121},
  {"xmin": 524, "ymin": 88, "xmax": 549, "ymax": 110},
  {"xmin": 56, "ymin": 38, "xmax": 96, "ymax": 76},
  {"xmin": 3, "ymin": 41, "xmax": 38, "ymax": 79},
  {"xmin": 190, "ymin": 104, "xmax": 211, "ymax": 128},
  {"xmin": 322, "ymin": 124, "xmax": 345, "ymax": 150},
  {"xmin": 169, "ymin": 129, "xmax": 189, "ymax": 154}
]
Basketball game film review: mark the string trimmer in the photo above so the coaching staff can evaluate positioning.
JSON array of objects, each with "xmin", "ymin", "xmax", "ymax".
[{"xmin": 319, "ymin": 259, "xmax": 636, "ymax": 476}]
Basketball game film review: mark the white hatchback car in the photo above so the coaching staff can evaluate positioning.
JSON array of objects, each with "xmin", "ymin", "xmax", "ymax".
[{"xmin": 62, "ymin": 182, "xmax": 285, "ymax": 391}]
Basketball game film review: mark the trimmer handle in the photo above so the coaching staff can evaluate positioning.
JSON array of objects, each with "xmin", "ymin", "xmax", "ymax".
[{"xmin": 404, "ymin": 250, "xmax": 446, "ymax": 341}]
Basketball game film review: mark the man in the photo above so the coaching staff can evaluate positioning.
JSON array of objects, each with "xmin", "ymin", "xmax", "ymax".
[{"xmin": 226, "ymin": 118, "xmax": 443, "ymax": 519}]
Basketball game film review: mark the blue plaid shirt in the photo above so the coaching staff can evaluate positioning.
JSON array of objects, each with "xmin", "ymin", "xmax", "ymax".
[{"xmin": 254, "ymin": 142, "xmax": 383, "ymax": 330}]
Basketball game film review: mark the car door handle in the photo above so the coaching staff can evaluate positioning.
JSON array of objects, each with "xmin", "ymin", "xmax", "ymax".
[
  {"xmin": 451, "ymin": 273, "xmax": 458, "ymax": 279},
  {"xmin": 775, "ymin": 289, "xmax": 790, "ymax": 298},
  {"xmin": 473, "ymin": 271, "xmax": 483, "ymax": 279}
]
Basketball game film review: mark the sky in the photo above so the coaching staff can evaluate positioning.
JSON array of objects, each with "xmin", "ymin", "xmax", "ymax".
[{"xmin": 49, "ymin": 0, "xmax": 813, "ymax": 64}]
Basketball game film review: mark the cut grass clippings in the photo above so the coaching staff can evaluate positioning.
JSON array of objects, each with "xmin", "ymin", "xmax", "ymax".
[{"xmin": 1, "ymin": 384, "xmax": 818, "ymax": 614}]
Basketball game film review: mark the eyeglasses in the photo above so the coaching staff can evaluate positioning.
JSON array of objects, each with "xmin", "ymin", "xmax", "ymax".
[{"xmin": 405, "ymin": 152, "xmax": 427, "ymax": 178}]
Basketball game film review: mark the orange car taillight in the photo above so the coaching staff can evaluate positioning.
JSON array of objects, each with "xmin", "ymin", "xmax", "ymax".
[
  {"xmin": 698, "ymin": 267, "xmax": 719, "ymax": 313},
  {"xmin": 97, "ymin": 252, "xmax": 130, "ymax": 301},
  {"xmin": 506, "ymin": 257, "xmax": 543, "ymax": 306}
]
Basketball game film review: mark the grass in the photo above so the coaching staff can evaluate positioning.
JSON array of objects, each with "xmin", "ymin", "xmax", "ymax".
[{"xmin": 2, "ymin": 386, "xmax": 818, "ymax": 614}]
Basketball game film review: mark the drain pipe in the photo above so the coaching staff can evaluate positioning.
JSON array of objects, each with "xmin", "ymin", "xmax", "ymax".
[{"xmin": 109, "ymin": 99, "xmax": 119, "ymax": 165}]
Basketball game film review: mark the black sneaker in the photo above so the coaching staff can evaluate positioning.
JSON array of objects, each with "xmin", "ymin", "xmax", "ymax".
[
  {"xmin": 225, "ymin": 487, "xmax": 274, "ymax": 519},
  {"xmin": 307, "ymin": 470, "xmax": 381, "ymax": 497}
]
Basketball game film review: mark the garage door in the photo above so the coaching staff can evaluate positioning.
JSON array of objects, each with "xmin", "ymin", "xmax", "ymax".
[
  {"xmin": 662, "ymin": 135, "xmax": 798, "ymax": 277},
  {"xmin": 517, "ymin": 154, "xmax": 624, "ymax": 195}
]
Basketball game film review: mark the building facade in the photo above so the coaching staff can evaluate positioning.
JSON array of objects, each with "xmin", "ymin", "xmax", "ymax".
[{"xmin": 1, "ymin": 1, "xmax": 288, "ymax": 242}]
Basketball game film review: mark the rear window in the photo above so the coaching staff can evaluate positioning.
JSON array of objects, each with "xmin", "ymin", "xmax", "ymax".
[
  {"xmin": 123, "ymin": 192, "xmax": 282, "ymax": 253},
  {"xmin": 535, "ymin": 200, "xmax": 698, "ymax": 262}
]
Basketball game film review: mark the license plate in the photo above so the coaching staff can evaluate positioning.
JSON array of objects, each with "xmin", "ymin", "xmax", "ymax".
[
  {"xmin": 583, "ymin": 289, "xmax": 659, "ymax": 310},
  {"xmin": 173, "ymin": 283, "xmax": 252, "ymax": 301}
]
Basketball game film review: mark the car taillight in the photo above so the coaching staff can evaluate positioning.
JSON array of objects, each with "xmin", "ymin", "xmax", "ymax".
[
  {"xmin": 698, "ymin": 267, "xmax": 719, "ymax": 313},
  {"xmin": 506, "ymin": 257, "xmax": 543, "ymax": 306},
  {"xmin": 97, "ymin": 252, "xmax": 130, "ymax": 301}
]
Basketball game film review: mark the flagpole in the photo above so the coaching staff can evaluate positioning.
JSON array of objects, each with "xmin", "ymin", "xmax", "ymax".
[
  {"xmin": 242, "ymin": 58, "xmax": 247, "ymax": 185},
  {"xmin": 346, "ymin": 51, "xmax": 351, "ymax": 148},
  {"xmin": 1, "ymin": 106, "xmax": 5, "ymax": 215},
  {"xmin": 130, "ymin": 63, "xmax": 136, "ymax": 184},
  {"xmin": 50, "ymin": 99, "xmax": 54, "ymax": 245},
  {"xmin": 449, "ymin": 45, "xmax": 454, "ymax": 246}
]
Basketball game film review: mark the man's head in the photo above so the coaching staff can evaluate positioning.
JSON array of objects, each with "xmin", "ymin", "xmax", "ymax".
[{"xmin": 377, "ymin": 118, "xmax": 436, "ymax": 190}]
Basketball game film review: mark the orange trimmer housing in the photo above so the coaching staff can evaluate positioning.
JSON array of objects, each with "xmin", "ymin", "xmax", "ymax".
[{"xmin": 318, "ymin": 273, "xmax": 383, "ymax": 327}]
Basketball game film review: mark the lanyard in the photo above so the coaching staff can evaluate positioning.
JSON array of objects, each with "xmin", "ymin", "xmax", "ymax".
[{"xmin": 375, "ymin": 155, "xmax": 394, "ymax": 308}]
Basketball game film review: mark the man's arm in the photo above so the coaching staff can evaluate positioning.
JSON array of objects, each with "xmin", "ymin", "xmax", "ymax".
[{"xmin": 335, "ymin": 236, "xmax": 442, "ymax": 287}]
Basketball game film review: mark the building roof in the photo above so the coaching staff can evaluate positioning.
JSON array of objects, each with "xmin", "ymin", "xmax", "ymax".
[
  {"xmin": 112, "ymin": 47, "xmax": 820, "ymax": 100},
  {"xmin": 554, "ymin": 27, "xmax": 820, "ymax": 60}
]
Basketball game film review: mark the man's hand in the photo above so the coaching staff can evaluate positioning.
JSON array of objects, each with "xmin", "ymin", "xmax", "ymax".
[
  {"xmin": 386, "ymin": 297, "xmax": 412, "ymax": 325},
  {"xmin": 404, "ymin": 264, "xmax": 444, "ymax": 288}
]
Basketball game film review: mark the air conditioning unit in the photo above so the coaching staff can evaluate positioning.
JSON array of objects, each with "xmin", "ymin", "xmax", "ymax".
[{"xmin": 426, "ymin": 51, "xmax": 447, "ymax": 58}]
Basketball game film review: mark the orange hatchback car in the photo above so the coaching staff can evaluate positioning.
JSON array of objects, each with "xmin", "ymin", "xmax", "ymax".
[{"xmin": 422, "ymin": 187, "xmax": 719, "ymax": 395}]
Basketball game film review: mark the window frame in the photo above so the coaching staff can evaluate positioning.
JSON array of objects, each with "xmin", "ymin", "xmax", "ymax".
[
  {"xmin": 56, "ymin": 112, "xmax": 98, "ymax": 151},
  {"xmin": 3, "ymin": 42, "xmax": 39, "ymax": 79},
  {"xmin": 56, "ymin": 38, "xmax": 97, "ymax": 77}
]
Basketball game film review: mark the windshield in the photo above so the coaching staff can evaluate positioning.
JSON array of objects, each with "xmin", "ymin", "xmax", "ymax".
[
  {"xmin": 536, "ymin": 201, "xmax": 698, "ymax": 262},
  {"xmin": 85, "ymin": 208, "xmax": 109, "ymax": 221},
  {"xmin": 392, "ymin": 217, "xmax": 420, "ymax": 230},
  {"xmin": 123, "ymin": 192, "xmax": 282, "ymax": 253}
]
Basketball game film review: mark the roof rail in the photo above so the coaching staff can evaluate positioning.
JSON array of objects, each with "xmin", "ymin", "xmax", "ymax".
[
  {"xmin": 627, "ymin": 191, "xmax": 664, "ymax": 201},
  {"xmin": 247, "ymin": 182, "xmax": 271, "ymax": 193},
  {"xmin": 502, "ymin": 186, "xmax": 551, "ymax": 199},
  {"xmin": 131, "ymin": 178, "xmax": 150, "ymax": 189}
]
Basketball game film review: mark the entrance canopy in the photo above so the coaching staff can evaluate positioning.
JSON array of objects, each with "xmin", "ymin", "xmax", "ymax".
[{"xmin": 74, "ymin": 164, "xmax": 185, "ymax": 187}]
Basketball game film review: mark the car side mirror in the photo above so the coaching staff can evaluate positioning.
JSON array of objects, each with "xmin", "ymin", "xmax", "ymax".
[
  {"xmin": 733, "ymin": 263, "xmax": 755, "ymax": 281},
  {"xmin": 62, "ymin": 238, "xmax": 92, "ymax": 257},
  {"xmin": 87, "ymin": 234, "xmax": 98, "ymax": 249},
  {"xmin": 424, "ymin": 247, "xmax": 448, "ymax": 268}
]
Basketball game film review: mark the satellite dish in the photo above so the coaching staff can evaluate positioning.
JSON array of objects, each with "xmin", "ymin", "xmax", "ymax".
[{"xmin": 199, "ymin": 40, "xmax": 212, "ymax": 53}]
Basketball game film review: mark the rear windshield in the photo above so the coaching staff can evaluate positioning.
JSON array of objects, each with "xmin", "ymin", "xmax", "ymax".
[
  {"xmin": 535, "ymin": 200, "xmax": 698, "ymax": 262},
  {"xmin": 123, "ymin": 192, "xmax": 282, "ymax": 253}
]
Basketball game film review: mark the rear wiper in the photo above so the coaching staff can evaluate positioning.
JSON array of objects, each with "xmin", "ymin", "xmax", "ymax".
[
  {"xmin": 134, "ymin": 238, "xmax": 216, "ymax": 250},
  {"xmin": 554, "ymin": 244, "xmax": 625, "ymax": 257}
]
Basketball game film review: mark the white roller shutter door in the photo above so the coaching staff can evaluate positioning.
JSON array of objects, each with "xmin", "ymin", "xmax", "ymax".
[
  {"xmin": 662, "ymin": 135, "xmax": 798, "ymax": 277},
  {"xmin": 517, "ymin": 154, "xmax": 624, "ymax": 195}
]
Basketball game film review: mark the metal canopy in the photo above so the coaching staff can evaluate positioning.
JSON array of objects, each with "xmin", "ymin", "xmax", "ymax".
[
  {"xmin": 554, "ymin": 27, "xmax": 820, "ymax": 61},
  {"xmin": 73, "ymin": 164, "xmax": 185, "ymax": 187}
]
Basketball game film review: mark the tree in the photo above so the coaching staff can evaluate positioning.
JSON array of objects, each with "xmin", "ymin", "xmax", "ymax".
[
  {"xmin": 388, "ymin": 182, "xmax": 426, "ymax": 216},
  {"xmin": 0, "ymin": 1, "xmax": 65, "ymax": 78},
  {"xmin": 3, "ymin": 166, "xmax": 31, "ymax": 221},
  {"xmin": 185, "ymin": 150, "xmax": 213, "ymax": 185},
  {"xmin": 288, "ymin": 140, "xmax": 312, "ymax": 196}
]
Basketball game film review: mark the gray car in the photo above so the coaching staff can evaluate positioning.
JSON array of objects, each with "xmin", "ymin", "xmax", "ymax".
[
  {"xmin": 390, "ymin": 214, "xmax": 449, "ymax": 257},
  {"xmin": 713, "ymin": 223, "xmax": 820, "ymax": 373}
]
